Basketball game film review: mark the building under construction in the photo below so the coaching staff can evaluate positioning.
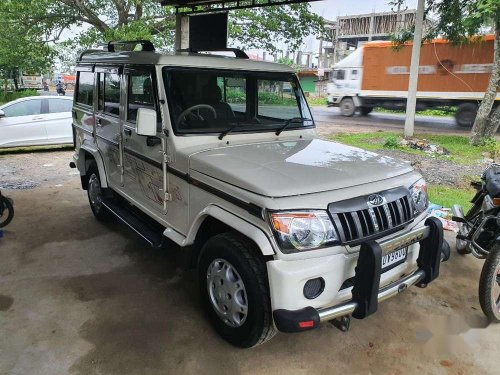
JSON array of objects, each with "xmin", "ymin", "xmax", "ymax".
[{"xmin": 318, "ymin": 9, "xmax": 424, "ymax": 69}]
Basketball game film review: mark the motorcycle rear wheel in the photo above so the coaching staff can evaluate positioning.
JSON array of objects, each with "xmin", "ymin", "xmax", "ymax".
[
  {"xmin": 0, "ymin": 196, "xmax": 14, "ymax": 228},
  {"xmin": 479, "ymin": 243, "xmax": 500, "ymax": 322}
]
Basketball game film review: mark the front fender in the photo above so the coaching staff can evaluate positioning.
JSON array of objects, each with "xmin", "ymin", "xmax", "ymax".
[
  {"xmin": 183, "ymin": 205, "xmax": 275, "ymax": 256},
  {"xmin": 76, "ymin": 142, "xmax": 108, "ymax": 188}
]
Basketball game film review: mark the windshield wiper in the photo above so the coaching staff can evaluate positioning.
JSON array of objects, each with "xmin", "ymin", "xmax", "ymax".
[
  {"xmin": 219, "ymin": 122, "xmax": 243, "ymax": 140},
  {"xmin": 275, "ymin": 117, "xmax": 312, "ymax": 136}
]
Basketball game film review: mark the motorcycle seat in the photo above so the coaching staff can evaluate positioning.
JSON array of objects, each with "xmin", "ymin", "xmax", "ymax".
[{"xmin": 484, "ymin": 165, "xmax": 500, "ymax": 198}]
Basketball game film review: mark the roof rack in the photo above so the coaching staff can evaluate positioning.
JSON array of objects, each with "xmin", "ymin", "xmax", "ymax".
[
  {"xmin": 108, "ymin": 40, "xmax": 155, "ymax": 52},
  {"xmin": 177, "ymin": 47, "xmax": 249, "ymax": 59}
]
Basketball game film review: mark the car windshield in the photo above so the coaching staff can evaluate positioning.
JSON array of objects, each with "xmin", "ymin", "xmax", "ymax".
[{"xmin": 162, "ymin": 67, "xmax": 313, "ymax": 135}]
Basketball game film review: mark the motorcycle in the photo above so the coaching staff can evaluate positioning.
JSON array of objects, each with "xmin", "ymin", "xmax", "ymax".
[
  {"xmin": 452, "ymin": 164, "xmax": 500, "ymax": 322},
  {"xmin": 0, "ymin": 190, "xmax": 14, "ymax": 228}
]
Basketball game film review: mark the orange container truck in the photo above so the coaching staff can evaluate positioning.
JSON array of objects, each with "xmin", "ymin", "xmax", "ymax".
[{"xmin": 326, "ymin": 35, "xmax": 498, "ymax": 126}]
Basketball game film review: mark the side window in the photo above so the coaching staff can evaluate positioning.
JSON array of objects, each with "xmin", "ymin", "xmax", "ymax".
[
  {"xmin": 76, "ymin": 72, "xmax": 94, "ymax": 106},
  {"xmin": 48, "ymin": 99, "xmax": 72, "ymax": 113},
  {"xmin": 350, "ymin": 69, "xmax": 358, "ymax": 80},
  {"xmin": 97, "ymin": 73, "xmax": 121, "ymax": 116},
  {"xmin": 334, "ymin": 70, "xmax": 345, "ymax": 80},
  {"xmin": 2, "ymin": 100, "xmax": 42, "ymax": 117},
  {"xmin": 127, "ymin": 72, "xmax": 155, "ymax": 123}
]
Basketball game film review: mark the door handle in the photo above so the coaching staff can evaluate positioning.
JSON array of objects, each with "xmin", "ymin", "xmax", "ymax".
[
  {"xmin": 32, "ymin": 116, "xmax": 44, "ymax": 120},
  {"xmin": 124, "ymin": 128, "xmax": 132, "ymax": 136}
]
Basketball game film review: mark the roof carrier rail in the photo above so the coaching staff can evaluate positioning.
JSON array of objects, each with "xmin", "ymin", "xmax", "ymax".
[
  {"xmin": 177, "ymin": 48, "xmax": 249, "ymax": 59},
  {"xmin": 108, "ymin": 40, "xmax": 155, "ymax": 52}
]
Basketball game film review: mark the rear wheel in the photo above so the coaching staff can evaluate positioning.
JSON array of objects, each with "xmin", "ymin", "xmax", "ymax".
[
  {"xmin": 198, "ymin": 232, "xmax": 276, "ymax": 347},
  {"xmin": 87, "ymin": 164, "xmax": 112, "ymax": 222},
  {"xmin": 340, "ymin": 97, "xmax": 356, "ymax": 117},
  {"xmin": 479, "ymin": 244, "xmax": 500, "ymax": 322},
  {"xmin": 455, "ymin": 103, "xmax": 477, "ymax": 127},
  {"xmin": 0, "ymin": 196, "xmax": 14, "ymax": 228}
]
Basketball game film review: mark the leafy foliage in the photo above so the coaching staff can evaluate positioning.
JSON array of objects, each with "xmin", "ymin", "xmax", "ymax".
[{"xmin": 0, "ymin": 0, "xmax": 323, "ymax": 55}]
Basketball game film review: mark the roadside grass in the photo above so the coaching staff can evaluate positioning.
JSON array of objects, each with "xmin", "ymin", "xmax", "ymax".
[
  {"xmin": 306, "ymin": 97, "xmax": 327, "ymax": 106},
  {"xmin": 331, "ymin": 131, "xmax": 491, "ymax": 165},
  {"xmin": 0, "ymin": 144, "xmax": 73, "ymax": 155},
  {"xmin": 0, "ymin": 89, "xmax": 39, "ymax": 105},
  {"xmin": 374, "ymin": 107, "xmax": 455, "ymax": 117},
  {"xmin": 428, "ymin": 184, "xmax": 474, "ymax": 211}
]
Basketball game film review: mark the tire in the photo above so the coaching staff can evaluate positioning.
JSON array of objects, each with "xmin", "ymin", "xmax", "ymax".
[
  {"xmin": 87, "ymin": 163, "xmax": 112, "ymax": 222},
  {"xmin": 360, "ymin": 106, "xmax": 373, "ymax": 116},
  {"xmin": 197, "ymin": 232, "xmax": 276, "ymax": 348},
  {"xmin": 0, "ymin": 196, "xmax": 14, "ymax": 228},
  {"xmin": 455, "ymin": 103, "xmax": 477, "ymax": 127},
  {"xmin": 441, "ymin": 240, "xmax": 451, "ymax": 262},
  {"xmin": 479, "ymin": 244, "xmax": 500, "ymax": 322},
  {"xmin": 340, "ymin": 97, "xmax": 356, "ymax": 117}
]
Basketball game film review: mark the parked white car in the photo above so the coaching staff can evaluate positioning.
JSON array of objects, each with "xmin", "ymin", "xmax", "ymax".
[{"xmin": 0, "ymin": 96, "xmax": 73, "ymax": 148}]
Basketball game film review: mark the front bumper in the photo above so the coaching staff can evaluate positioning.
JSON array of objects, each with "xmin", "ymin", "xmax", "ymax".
[{"xmin": 273, "ymin": 217, "xmax": 443, "ymax": 333}]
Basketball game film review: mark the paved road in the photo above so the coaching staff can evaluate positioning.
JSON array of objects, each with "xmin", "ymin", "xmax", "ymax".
[
  {"xmin": 1, "ymin": 150, "xmax": 499, "ymax": 375},
  {"xmin": 310, "ymin": 106, "xmax": 473, "ymax": 137}
]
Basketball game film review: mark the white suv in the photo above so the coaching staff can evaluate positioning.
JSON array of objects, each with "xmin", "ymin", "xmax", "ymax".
[{"xmin": 71, "ymin": 41, "xmax": 444, "ymax": 348}]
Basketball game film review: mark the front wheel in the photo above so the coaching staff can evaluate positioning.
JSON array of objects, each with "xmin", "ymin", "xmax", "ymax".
[
  {"xmin": 198, "ymin": 232, "xmax": 276, "ymax": 347},
  {"xmin": 479, "ymin": 244, "xmax": 500, "ymax": 322},
  {"xmin": 339, "ymin": 97, "xmax": 356, "ymax": 117},
  {"xmin": 0, "ymin": 196, "xmax": 14, "ymax": 228}
]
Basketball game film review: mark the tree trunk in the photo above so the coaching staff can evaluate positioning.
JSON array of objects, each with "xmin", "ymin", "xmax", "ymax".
[
  {"xmin": 484, "ymin": 104, "xmax": 500, "ymax": 139},
  {"xmin": 470, "ymin": 17, "xmax": 500, "ymax": 146}
]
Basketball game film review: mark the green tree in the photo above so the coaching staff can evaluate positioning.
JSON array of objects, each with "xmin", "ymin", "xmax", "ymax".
[
  {"xmin": 391, "ymin": 0, "xmax": 500, "ymax": 145},
  {"xmin": 0, "ymin": 0, "xmax": 323, "ymax": 54},
  {"xmin": 0, "ymin": 1, "xmax": 55, "ymax": 92}
]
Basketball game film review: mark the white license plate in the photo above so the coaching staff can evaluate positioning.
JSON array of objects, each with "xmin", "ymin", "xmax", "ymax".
[{"xmin": 382, "ymin": 247, "xmax": 408, "ymax": 271}]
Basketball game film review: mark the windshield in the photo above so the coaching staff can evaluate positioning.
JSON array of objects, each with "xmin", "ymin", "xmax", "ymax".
[{"xmin": 162, "ymin": 67, "xmax": 314, "ymax": 135}]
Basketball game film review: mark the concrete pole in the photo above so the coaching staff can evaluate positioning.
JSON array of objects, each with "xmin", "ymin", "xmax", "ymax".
[{"xmin": 404, "ymin": 0, "xmax": 425, "ymax": 137}]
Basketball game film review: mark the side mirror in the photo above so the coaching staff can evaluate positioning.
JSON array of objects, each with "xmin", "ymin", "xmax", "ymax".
[
  {"xmin": 136, "ymin": 108, "xmax": 157, "ymax": 136},
  {"xmin": 0, "ymin": 110, "xmax": 5, "ymax": 118}
]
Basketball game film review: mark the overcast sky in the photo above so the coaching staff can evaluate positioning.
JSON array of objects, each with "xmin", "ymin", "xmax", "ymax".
[{"xmin": 311, "ymin": 0, "xmax": 417, "ymax": 20}]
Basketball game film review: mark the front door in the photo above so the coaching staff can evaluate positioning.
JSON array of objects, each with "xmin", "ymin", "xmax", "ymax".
[
  {"xmin": 122, "ymin": 67, "xmax": 165, "ymax": 213},
  {"xmin": 0, "ymin": 98, "xmax": 47, "ymax": 148},
  {"xmin": 95, "ymin": 67, "xmax": 124, "ymax": 189}
]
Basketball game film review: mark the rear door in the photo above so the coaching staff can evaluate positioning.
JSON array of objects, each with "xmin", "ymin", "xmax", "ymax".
[
  {"xmin": 44, "ymin": 98, "xmax": 73, "ymax": 144},
  {"xmin": 0, "ymin": 98, "xmax": 47, "ymax": 147},
  {"xmin": 95, "ymin": 66, "xmax": 124, "ymax": 188}
]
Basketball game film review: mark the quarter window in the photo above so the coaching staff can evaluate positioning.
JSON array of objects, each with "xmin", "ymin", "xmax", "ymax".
[
  {"xmin": 351, "ymin": 69, "xmax": 358, "ymax": 80},
  {"xmin": 2, "ymin": 100, "xmax": 42, "ymax": 117},
  {"xmin": 76, "ymin": 72, "xmax": 94, "ymax": 106},
  {"xmin": 127, "ymin": 73, "xmax": 155, "ymax": 123}
]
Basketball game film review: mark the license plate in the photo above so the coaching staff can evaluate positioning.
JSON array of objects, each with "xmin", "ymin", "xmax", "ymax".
[{"xmin": 382, "ymin": 247, "xmax": 408, "ymax": 271}]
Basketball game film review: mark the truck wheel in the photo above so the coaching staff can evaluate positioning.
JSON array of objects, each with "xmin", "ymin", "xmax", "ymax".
[
  {"xmin": 198, "ymin": 232, "xmax": 276, "ymax": 348},
  {"xmin": 340, "ymin": 97, "xmax": 356, "ymax": 117},
  {"xmin": 455, "ymin": 103, "xmax": 477, "ymax": 127},
  {"xmin": 360, "ymin": 106, "xmax": 373, "ymax": 116},
  {"xmin": 478, "ymin": 244, "xmax": 500, "ymax": 322},
  {"xmin": 87, "ymin": 164, "xmax": 112, "ymax": 222}
]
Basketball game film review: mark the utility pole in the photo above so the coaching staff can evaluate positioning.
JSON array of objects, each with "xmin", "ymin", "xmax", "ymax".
[{"xmin": 404, "ymin": 0, "xmax": 425, "ymax": 137}]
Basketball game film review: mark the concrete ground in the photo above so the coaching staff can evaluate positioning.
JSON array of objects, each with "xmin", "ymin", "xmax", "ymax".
[{"xmin": 1, "ymin": 150, "xmax": 499, "ymax": 375}]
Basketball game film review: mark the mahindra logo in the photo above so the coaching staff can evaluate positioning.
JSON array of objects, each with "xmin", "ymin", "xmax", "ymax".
[{"xmin": 368, "ymin": 194, "xmax": 384, "ymax": 206}]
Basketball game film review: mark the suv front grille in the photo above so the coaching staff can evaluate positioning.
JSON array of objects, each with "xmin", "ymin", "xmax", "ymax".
[{"xmin": 328, "ymin": 187, "xmax": 414, "ymax": 245}]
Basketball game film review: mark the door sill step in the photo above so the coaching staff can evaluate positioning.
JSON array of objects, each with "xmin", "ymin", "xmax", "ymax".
[{"xmin": 101, "ymin": 199, "xmax": 165, "ymax": 248}]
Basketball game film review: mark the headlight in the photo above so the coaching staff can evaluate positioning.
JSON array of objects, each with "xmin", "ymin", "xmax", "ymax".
[
  {"xmin": 269, "ymin": 210, "xmax": 339, "ymax": 253},
  {"xmin": 409, "ymin": 178, "xmax": 428, "ymax": 214}
]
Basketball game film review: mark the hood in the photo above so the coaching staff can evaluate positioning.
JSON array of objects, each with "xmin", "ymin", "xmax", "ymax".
[{"xmin": 189, "ymin": 139, "xmax": 413, "ymax": 197}]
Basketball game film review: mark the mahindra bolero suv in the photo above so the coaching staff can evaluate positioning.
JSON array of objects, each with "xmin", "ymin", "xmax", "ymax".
[{"xmin": 70, "ymin": 41, "xmax": 444, "ymax": 348}]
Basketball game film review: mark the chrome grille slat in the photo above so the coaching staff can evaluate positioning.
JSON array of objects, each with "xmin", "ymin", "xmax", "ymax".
[{"xmin": 329, "ymin": 188, "xmax": 415, "ymax": 246}]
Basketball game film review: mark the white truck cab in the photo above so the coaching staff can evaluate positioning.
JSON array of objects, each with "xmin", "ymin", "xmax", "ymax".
[{"xmin": 71, "ymin": 40, "xmax": 444, "ymax": 348}]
